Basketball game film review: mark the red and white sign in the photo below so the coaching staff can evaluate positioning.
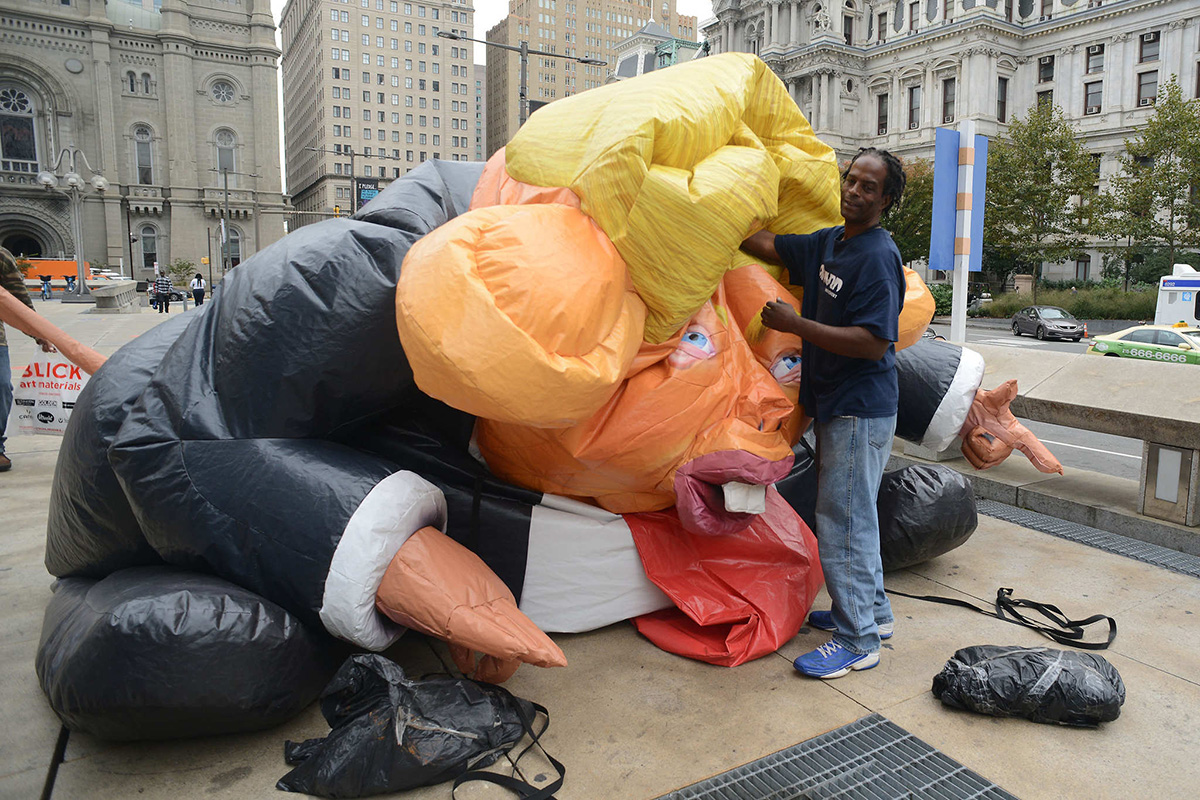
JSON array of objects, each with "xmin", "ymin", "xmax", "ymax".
[{"xmin": 10, "ymin": 357, "xmax": 88, "ymax": 436}]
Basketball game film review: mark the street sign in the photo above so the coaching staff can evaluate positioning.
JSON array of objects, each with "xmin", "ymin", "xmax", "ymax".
[{"xmin": 354, "ymin": 178, "xmax": 380, "ymax": 212}]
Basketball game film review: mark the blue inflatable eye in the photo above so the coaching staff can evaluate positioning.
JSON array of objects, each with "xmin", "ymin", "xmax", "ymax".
[
  {"xmin": 771, "ymin": 353, "xmax": 802, "ymax": 383},
  {"xmin": 682, "ymin": 330, "xmax": 713, "ymax": 352}
]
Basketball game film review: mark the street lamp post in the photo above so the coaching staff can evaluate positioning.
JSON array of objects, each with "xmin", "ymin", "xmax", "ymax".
[
  {"xmin": 37, "ymin": 146, "xmax": 109, "ymax": 303},
  {"xmin": 436, "ymin": 31, "xmax": 606, "ymax": 129},
  {"xmin": 305, "ymin": 144, "xmax": 405, "ymax": 216},
  {"xmin": 209, "ymin": 168, "xmax": 259, "ymax": 275}
]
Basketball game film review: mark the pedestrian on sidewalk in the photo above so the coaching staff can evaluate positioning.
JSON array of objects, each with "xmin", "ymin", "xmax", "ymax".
[
  {"xmin": 740, "ymin": 147, "xmax": 907, "ymax": 680},
  {"xmin": 190, "ymin": 273, "xmax": 206, "ymax": 307},
  {"xmin": 0, "ymin": 246, "xmax": 56, "ymax": 472},
  {"xmin": 154, "ymin": 272, "xmax": 173, "ymax": 313}
]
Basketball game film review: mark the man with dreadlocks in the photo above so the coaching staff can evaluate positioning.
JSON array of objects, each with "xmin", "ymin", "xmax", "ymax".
[{"xmin": 741, "ymin": 147, "xmax": 907, "ymax": 679}]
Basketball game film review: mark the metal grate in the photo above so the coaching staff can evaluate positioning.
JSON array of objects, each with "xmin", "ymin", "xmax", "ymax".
[
  {"xmin": 655, "ymin": 714, "xmax": 1016, "ymax": 800},
  {"xmin": 976, "ymin": 500, "xmax": 1200, "ymax": 579}
]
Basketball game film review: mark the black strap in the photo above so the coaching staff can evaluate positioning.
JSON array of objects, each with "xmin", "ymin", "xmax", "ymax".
[
  {"xmin": 39, "ymin": 725, "xmax": 69, "ymax": 800},
  {"xmin": 452, "ymin": 689, "xmax": 564, "ymax": 800},
  {"xmin": 887, "ymin": 586, "xmax": 1117, "ymax": 650}
]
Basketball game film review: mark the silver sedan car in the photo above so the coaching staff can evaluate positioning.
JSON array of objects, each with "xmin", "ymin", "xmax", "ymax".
[{"xmin": 1011, "ymin": 305, "xmax": 1085, "ymax": 341}]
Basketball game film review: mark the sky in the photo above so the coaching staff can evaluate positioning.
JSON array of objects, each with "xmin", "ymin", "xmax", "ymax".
[{"xmin": 269, "ymin": 0, "xmax": 715, "ymax": 64}]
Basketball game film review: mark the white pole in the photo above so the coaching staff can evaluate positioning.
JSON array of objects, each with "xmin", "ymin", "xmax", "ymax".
[{"xmin": 949, "ymin": 119, "xmax": 976, "ymax": 344}]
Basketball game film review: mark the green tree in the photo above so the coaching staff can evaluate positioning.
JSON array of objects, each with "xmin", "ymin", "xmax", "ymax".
[
  {"xmin": 1098, "ymin": 79, "xmax": 1200, "ymax": 277},
  {"xmin": 983, "ymin": 101, "xmax": 1098, "ymax": 301},
  {"xmin": 885, "ymin": 156, "xmax": 934, "ymax": 264},
  {"xmin": 168, "ymin": 257, "xmax": 196, "ymax": 286},
  {"xmin": 13, "ymin": 256, "xmax": 33, "ymax": 278}
]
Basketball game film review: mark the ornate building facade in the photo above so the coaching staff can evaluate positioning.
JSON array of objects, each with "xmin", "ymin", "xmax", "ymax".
[
  {"xmin": 0, "ymin": 0, "xmax": 287, "ymax": 278},
  {"xmin": 702, "ymin": 0, "xmax": 1199, "ymax": 280}
]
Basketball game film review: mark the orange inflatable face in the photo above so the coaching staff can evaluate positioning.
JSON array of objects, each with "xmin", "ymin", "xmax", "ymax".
[{"xmin": 476, "ymin": 270, "xmax": 804, "ymax": 536}]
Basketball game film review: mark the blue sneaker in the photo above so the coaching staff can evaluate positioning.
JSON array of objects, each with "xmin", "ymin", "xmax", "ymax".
[
  {"xmin": 807, "ymin": 610, "xmax": 893, "ymax": 640},
  {"xmin": 794, "ymin": 640, "xmax": 880, "ymax": 679}
]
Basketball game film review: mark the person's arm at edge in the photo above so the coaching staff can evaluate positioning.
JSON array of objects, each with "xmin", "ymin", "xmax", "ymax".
[
  {"xmin": 740, "ymin": 230, "xmax": 782, "ymax": 266},
  {"xmin": 761, "ymin": 300, "xmax": 890, "ymax": 361}
]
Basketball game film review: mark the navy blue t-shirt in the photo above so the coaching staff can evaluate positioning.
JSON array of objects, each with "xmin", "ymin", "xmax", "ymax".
[{"xmin": 774, "ymin": 226, "xmax": 905, "ymax": 422}]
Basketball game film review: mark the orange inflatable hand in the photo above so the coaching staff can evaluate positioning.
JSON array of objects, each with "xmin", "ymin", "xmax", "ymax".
[
  {"xmin": 375, "ymin": 527, "xmax": 567, "ymax": 682},
  {"xmin": 959, "ymin": 381, "xmax": 1063, "ymax": 474}
]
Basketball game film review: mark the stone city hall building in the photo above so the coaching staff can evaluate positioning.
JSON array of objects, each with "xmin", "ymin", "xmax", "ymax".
[
  {"xmin": 0, "ymin": 0, "xmax": 286, "ymax": 278},
  {"xmin": 703, "ymin": 0, "xmax": 1199, "ymax": 282}
]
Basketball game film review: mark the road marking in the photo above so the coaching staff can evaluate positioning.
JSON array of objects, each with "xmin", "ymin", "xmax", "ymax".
[{"xmin": 1037, "ymin": 439, "xmax": 1141, "ymax": 460}]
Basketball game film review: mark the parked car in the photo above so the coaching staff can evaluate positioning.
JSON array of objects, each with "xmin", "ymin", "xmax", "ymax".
[
  {"xmin": 1087, "ymin": 324, "xmax": 1200, "ymax": 365},
  {"xmin": 1011, "ymin": 305, "xmax": 1084, "ymax": 341}
]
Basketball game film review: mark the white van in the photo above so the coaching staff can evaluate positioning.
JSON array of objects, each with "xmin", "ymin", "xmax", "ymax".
[{"xmin": 1155, "ymin": 264, "xmax": 1200, "ymax": 326}]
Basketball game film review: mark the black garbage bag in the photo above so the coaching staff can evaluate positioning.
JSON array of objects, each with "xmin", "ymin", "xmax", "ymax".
[
  {"xmin": 277, "ymin": 655, "xmax": 540, "ymax": 798},
  {"xmin": 932, "ymin": 645, "xmax": 1126, "ymax": 727},
  {"xmin": 878, "ymin": 464, "xmax": 977, "ymax": 571}
]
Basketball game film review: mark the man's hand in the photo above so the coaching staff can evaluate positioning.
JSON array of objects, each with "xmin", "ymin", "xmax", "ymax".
[
  {"xmin": 761, "ymin": 299, "xmax": 802, "ymax": 337},
  {"xmin": 35, "ymin": 337, "xmax": 56, "ymax": 353}
]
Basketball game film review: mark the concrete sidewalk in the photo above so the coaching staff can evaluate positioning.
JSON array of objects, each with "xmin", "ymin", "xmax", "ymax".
[{"xmin": 3, "ymin": 301, "xmax": 1199, "ymax": 799}]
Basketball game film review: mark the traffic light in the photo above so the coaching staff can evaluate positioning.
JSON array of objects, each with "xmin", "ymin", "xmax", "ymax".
[{"xmin": 334, "ymin": 205, "xmax": 341, "ymax": 217}]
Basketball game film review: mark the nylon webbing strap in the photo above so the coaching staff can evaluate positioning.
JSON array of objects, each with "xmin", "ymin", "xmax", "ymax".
[
  {"xmin": 453, "ymin": 688, "xmax": 564, "ymax": 800},
  {"xmin": 887, "ymin": 586, "xmax": 1117, "ymax": 650}
]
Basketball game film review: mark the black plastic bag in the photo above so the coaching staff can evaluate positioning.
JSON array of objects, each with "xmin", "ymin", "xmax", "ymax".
[
  {"xmin": 932, "ymin": 645, "xmax": 1126, "ymax": 727},
  {"xmin": 877, "ymin": 464, "xmax": 977, "ymax": 571},
  {"xmin": 277, "ymin": 654, "xmax": 538, "ymax": 798}
]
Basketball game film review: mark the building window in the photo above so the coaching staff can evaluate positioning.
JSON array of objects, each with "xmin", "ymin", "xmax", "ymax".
[
  {"xmin": 1038, "ymin": 55, "xmax": 1054, "ymax": 83},
  {"xmin": 907, "ymin": 86, "xmax": 921, "ymax": 128},
  {"xmin": 215, "ymin": 128, "xmax": 236, "ymax": 174},
  {"xmin": 127, "ymin": 72, "xmax": 137, "ymax": 93},
  {"xmin": 877, "ymin": 92, "xmax": 888, "ymax": 134},
  {"xmin": 1004, "ymin": 0, "xmax": 1013, "ymax": 21},
  {"xmin": 997, "ymin": 77, "xmax": 1008, "ymax": 122},
  {"xmin": 1084, "ymin": 81, "xmax": 1102, "ymax": 114},
  {"xmin": 1075, "ymin": 256, "xmax": 1090, "ymax": 282},
  {"xmin": 1037, "ymin": 89, "xmax": 1053, "ymax": 106},
  {"xmin": 842, "ymin": 14, "xmax": 853, "ymax": 46},
  {"xmin": 228, "ymin": 228, "xmax": 241, "ymax": 267},
  {"xmin": 1139, "ymin": 32, "xmax": 1159, "ymax": 63},
  {"xmin": 908, "ymin": 2, "xmax": 918, "ymax": 31},
  {"xmin": 0, "ymin": 85, "xmax": 39, "ymax": 173},
  {"xmin": 1040, "ymin": 0, "xmax": 1051, "ymax": 16},
  {"xmin": 140, "ymin": 225, "xmax": 157, "ymax": 270},
  {"xmin": 877, "ymin": 12, "xmax": 887, "ymax": 42},
  {"xmin": 211, "ymin": 80, "xmax": 235, "ymax": 103},
  {"xmin": 1138, "ymin": 71, "xmax": 1157, "ymax": 106},
  {"xmin": 141, "ymin": 73, "xmax": 152, "ymax": 94},
  {"xmin": 943, "ymin": 0, "xmax": 953, "ymax": 20},
  {"xmin": 134, "ymin": 125, "xmax": 153, "ymax": 184},
  {"xmin": 1086, "ymin": 44, "xmax": 1104, "ymax": 74},
  {"xmin": 942, "ymin": 78, "xmax": 955, "ymax": 123}
]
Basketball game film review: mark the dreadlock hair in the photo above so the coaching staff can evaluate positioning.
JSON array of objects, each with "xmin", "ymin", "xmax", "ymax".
[{"xmin": 841, "ymin": 147, "xmax": 907, "ymax": 218}]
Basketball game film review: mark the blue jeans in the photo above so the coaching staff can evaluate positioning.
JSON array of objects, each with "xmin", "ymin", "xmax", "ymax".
[
  {"xmin": 814, "ymin": 414, "xmax": 896, "ymax": 655},
  {"xmin": 0, "ymin": 345, "xmax": 11, "ymax": 456}
]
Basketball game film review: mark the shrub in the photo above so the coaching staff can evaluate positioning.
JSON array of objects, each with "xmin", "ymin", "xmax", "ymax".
[
  {"xmin": 929, "ymin": 283, "xmax": 953, "ymax": 316},
  {"xmin": 973, "ymin": 287, "xmax": 1156, "ymax": 320}
]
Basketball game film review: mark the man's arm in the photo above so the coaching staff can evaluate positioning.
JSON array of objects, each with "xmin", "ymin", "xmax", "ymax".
[
  {"xmin": 740, "ymin": 230, "xmax": 781, "ymax": 265},
  {"xmin": 761, "ymin": 300, "xmax": 890, "ymax": 361},
  {"xmin": 0, "ymin": 251, "xmax": 36, "ymax": 312}
]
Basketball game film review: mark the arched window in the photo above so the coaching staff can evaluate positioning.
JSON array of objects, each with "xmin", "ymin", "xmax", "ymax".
[
  {"xmin": 127, "ymin": 72, "xmax": 136, "ymax": 93},
  {"xmin": 210, "ymin": 80, "xmax": 235, "ymax": 103},
  {"xmin": 0, "ymin": 84, "xmax": 39, "ymax": 173},
  {"xmin": 140, "ymin": 225, "xmax": 158, "ymax": 270},
  {"xmin": 142, "ymin": 73, "xmax": 152, "ymax": 94},
  {"xmin": 228, "ymin": 227, "xmax": 242, "ymax": 267},
  {"xmin": 134, "ymin": 125, "xmax": 153, "ymax": 184},
  {"xmin": 215, "ymin": 128, "xmax": 236, "ymax": 176}
]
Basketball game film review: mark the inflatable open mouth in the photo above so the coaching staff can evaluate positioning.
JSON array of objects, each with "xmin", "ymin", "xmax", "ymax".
[{"xmin": 673, "ymin": 450, "xmax": 794, "ymax": 536}]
